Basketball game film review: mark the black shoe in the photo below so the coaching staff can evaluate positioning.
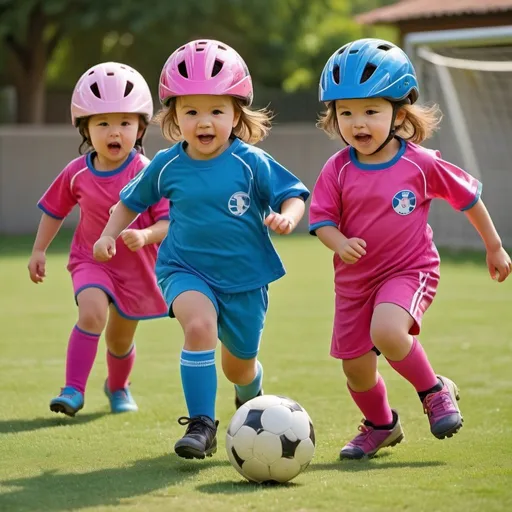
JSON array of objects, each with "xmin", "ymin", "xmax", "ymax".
[
  {"xmin": 235, "ymin": 389, "xmax": 263, "ymax": 410},
  {"xmin": 174, "ymin": 415, "xmax": 218, "ymax": 459}
]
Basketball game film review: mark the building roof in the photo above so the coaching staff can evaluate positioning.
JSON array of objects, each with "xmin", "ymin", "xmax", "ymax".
[{"xmin": 357, "ymin": 0, "xmax": 512, "ymax": 24}]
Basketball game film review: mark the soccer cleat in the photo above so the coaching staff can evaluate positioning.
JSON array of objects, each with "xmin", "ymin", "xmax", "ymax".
[
  {"xmin": 235, "ymin": 388, "xmax": 263, "ymax": 410},
  {"xmin": 103, "ymin": 380, "xmax": 138, "ymax": 414},
  {"xmin": 423, "ymin": 375, "xmax": 463, "ymax": 439},
  {"xmin": 174, "ymin": 415, "xmax": 219, "ymax": 459},
  {"xmin": 340, "ymin": 409, "xmax": 404, "ymax": 460},
  {"xmin": 49, "ymin": 386, "xmax": 84, "ymax": 417}
]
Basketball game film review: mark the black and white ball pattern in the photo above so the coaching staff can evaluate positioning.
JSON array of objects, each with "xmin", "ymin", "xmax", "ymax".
[{"xmin": 226, "ymin": 395, "xmax": 315, "ymax": 483}]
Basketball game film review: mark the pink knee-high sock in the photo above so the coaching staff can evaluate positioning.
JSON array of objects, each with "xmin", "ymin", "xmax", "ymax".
[
  {"xmin": 386, "ymin": 337, "xmax": 438, "ymax": 392},
  {"xmin": 348, "ymin": 375, "xmax": 394, "ymax": 426},
  {"xmin": 107, "ymin": 344, "xmax": 136, "ymax": 392},
  {"xmin": 65, "ymin": 325, "xmax": 101, "ymax": 394}
]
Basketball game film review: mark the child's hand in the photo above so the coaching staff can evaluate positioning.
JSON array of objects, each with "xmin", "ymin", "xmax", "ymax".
[
  {"xmin": 93, "ymin": 236, "xmax": 116, "ymax": 261},
  {"xmin": 486, "ymin": 247, "xmax": 512, "ymax": 282},
  {"xmin": 264, "ymin": 213, "xmax": 295, "ymax": 235},
  {"xmin": 28, "ymin": 250, "xmax": 46, "ymax": 283},
  {"xmin": 121, "ymin": 229, "xmax": 148, "ymax": 251},
  {"xmin": 338, "ymin": 237, "xmax": 367, "ymax": 264}
]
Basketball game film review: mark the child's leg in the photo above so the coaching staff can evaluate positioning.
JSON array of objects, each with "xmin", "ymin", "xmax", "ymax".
[
  {"xmin": 50, "ymin": 288, "xmax": 107, "ymax": 416},
  {"xmin": 173, "ymin": 289, "xmax": 219, "ymax": 459},
  {"xmin": 342, "ymin": 350, "xmax": 393, "ymax": 426},
  {"xmin": 221, "ymin": 348, "xmax": 263, "ymax": 407},
  {"xmin": 340, "ymin": 350, "xmax": 404, "ymax": 459},
  {"xmin": 103, "ymin": 306, "xmax": 139, "ymax": 413},
  {"xmin": 371, "ymin": 303, "xmax": 463, "ymax": 439}
]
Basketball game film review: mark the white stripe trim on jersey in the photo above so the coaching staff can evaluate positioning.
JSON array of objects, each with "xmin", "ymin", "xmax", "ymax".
[
  {"xmin": 402, "ymin": 156, "xmax": 427, "ymax": 200},
  {"xmin": 410, "ymin": 271, "xmax": 429, "ymax": 318},
  {"xmin": 232, "ymin": 153, "xmax": 254, "ymax": 196},
  {"xmin": 70, "ymin": 167, "xmax": 87, "ymax": 195},
  {"xmin": 338, "ymin": 161, "xmax": 350, "ymax": 187},
  {"xmin": 157, "ymin": 154, "xmax": 180, "ymax": 196}
]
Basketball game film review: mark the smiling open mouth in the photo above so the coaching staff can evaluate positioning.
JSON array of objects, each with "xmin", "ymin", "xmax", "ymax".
[
  {"xmin": 108, "ymin": 142, "xmax": 121, "ymax": 150},
  {"xmin": 198, "ymin": 135, "xmax": 214, "ymax": 144}
]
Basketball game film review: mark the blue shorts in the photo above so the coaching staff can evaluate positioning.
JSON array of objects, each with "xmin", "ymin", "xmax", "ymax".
[{"xmin": 158, "ymin": 271, "xmax": 269, "ymax": 360}]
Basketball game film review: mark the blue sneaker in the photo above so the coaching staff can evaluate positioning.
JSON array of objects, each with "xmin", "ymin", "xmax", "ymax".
[
  {"xmin": 104, "ymin": 380, "xmax": 138, "ymax": 413},
  {"xmin": 50, "ymin": 386, "xmax": 84, "ymax": 417}
]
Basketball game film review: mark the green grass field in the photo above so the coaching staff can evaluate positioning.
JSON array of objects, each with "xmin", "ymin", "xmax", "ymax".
[{"xmin": 1, "ymin": 233, "xmax": 511, "ymax": 512}]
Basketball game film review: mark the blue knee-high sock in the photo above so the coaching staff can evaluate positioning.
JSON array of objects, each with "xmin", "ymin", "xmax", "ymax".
[
  {"xmin": 180, "ymin": 349, "xmax": 217, "ymax": 421},
  {"xmin": 235, "ymin": 360, "xmax": 263, "ymax": 403}
]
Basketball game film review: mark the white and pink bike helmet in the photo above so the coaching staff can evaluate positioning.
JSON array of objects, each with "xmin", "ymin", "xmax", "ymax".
[
  {"xmin": 159, "ymin": 39, "xmax": 253, "ymax": 106},
  {"xmin": 70, "ymin": 62, "xmax": 153, "ymax": 126}
]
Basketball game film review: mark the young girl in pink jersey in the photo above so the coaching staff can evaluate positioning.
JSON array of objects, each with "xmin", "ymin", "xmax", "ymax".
[
  {"xmin": 28, "ymin": 62, "xmax": 170, "ymax": 417},
  {"xmin": 310, "ymin": 38, "xmax": 512, "ymax": 459}
]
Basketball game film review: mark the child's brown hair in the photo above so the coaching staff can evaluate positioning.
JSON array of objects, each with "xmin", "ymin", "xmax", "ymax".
[
  {"xmin": 155, "ymin": 97, "xmax": 272, "ymax": 145},
  {"xmin": 317, "ymin": 100, "xmax": 442, "ymax": 144}
]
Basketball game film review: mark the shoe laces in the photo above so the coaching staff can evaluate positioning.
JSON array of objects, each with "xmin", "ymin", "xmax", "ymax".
[
  {"xmin": 423, "ymin": 388, "xmax": 453, "ymax": 417},
  {"xmin": 350, "ymin": 421, "xmax": 375, "ymax": 447},
  {"xmin": 178, "ymin": 416, "xmax": 217, "ymax": 435},
  {"xmin": 112, "ymin": 389, "xmax": 129, "ymax": 401},
  {"xmin": 59, "ymin": 387, "xmax": 79, "ymax": 399}
]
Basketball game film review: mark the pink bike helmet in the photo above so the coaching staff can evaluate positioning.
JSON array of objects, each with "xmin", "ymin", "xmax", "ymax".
[
  {"xmin": 71, "ymin": 62, "xmax": 153, "ymax": 126},
  {"xmin": 159, "ymin": 39, "xmax": 253, "ymax": 106}
]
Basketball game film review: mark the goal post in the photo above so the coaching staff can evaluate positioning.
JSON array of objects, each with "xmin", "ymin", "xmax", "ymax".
[{"xmin": 403, "ymin": 26, "xmax": 512, "ymax": 249}]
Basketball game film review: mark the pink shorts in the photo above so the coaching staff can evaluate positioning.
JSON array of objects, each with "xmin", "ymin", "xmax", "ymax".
[
  {"xmin": 69, "ymin": 261, "xmax": 168, "ymax": 320},
  {"xmin": 331, "ymin": 270, "xmax": 439, "ymax": 360}
]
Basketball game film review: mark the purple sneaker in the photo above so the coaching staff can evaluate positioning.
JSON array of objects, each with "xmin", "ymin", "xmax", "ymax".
[
  {"xmin": 423, "ymin": 375, "xmax": 463, "ymax": 439},
  {"xmin": 340, "ymin": 410, "xmax": 404, "ymax": 460}
]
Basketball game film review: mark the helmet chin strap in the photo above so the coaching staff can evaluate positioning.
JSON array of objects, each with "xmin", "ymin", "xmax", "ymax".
[{"xmin": 368, "ymin": 103, "xmax": 400, "ymax": 155}]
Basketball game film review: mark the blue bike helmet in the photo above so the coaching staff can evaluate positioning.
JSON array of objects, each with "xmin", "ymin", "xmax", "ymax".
[{"xmin": 319, "ymin": 38, "xmax": 419, "ymax": 104}]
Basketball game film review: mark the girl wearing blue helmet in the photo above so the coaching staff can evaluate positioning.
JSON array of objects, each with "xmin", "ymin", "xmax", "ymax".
[{"xmin": 310, "ymin": 38, "xmax": 511, "ymax": 460}]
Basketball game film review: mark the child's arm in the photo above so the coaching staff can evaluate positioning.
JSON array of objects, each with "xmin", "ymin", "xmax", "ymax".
[
  {"xmin": 121, "ymin": 219, "xmax": 170, "ymax": 252},
  {"xmin": 93, "ymin": 202, "xmax": 139, "ymax": 261},
  {"xmin": 315, "ymin": 226, "xmax": 366, "ymax": 264},
  {"xmin": 265, "ymin": 197, "xmax": 305, "ymax": 235},
  {"xmin": 464, "ymin": 199, "xmax": 511, "ymax": 282},
  {"xmin": 28, "ymin": 213, "xmax": 64, "ymax": 283}
]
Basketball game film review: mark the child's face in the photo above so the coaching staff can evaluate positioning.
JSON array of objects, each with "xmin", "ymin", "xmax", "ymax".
[
  {"xmin": 175, "ymin": 95, "xmax": 240, "ymax": 160},
  {"xmin": 87, "ymin": 112, "xmax": 142, "ymax": 170},
  {"xmin": 335, "ymin": 98, "xmax": 405, "ymax": 158}
]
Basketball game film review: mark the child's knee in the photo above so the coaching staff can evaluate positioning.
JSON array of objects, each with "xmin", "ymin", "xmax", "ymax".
[
  {"xmin": 183, "ymin": 316, "xmax": 217, "ymax": 349},
  {"xmin": 78, "ymin": 304, "xmax": 107, "ymax": 333},
  {"xmin": 223, "ymin": 359, "xmax": 256, "ymax": 385},
  {"xmin": 370, "ymin": 320, "xmax": 408, "ymax": 353}
]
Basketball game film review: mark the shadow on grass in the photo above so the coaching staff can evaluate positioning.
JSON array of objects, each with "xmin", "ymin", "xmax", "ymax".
[
  {"xmin": 0, "ymin": 454, "xmax": 231, "ymax": 511},
  {"xmin": 196, "ymin": 479, "xmax": 301, "ymax": 494},
  {"xmin": 0, "ymin": 412, "xmax": 107, "ymax": 435}
]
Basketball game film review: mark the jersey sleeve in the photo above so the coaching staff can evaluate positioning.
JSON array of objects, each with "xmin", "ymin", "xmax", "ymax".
[
  {"xmin": 37, "ymin": 164, "xmax": 77, "ymax": 220},
  {"xmin": 309, "ymin": 157, "xmax": 342, "ymax": 235},
  {"xmin": 120, "ymin": 152, "xmax": 166, "ymax": 213},
  {"xmin": 426, "ymin": 152, "xmax": 482, "ymax": 211},
  {"xmin": 255, "ymin": 152, "xmax": 310, "ymax": 212}
]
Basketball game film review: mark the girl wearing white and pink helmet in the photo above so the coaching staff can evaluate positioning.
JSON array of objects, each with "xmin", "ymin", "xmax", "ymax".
[
  {"xmin": 28, "ymin": 62, "xmax": 170, "ymax": 417},
  {"xmin": 94, "ymin": 40, "xmax": 310, "ymax": 459}
]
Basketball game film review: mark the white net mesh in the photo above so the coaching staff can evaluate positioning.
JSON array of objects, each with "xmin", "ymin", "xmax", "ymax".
[{"xmin": 415, "ymin": 44, "xmax": 512, "ymax": 248}]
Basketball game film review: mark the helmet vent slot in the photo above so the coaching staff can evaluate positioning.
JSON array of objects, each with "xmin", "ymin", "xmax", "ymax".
[
  {"xmin": 212, "ymin": 59, "xmax": 223, "ymax": 77},
  {"xmin": 361, "ymin": 64, "xmax": 377, "ymax": 84},
  {"xmin": 90, "ymin": 82, "xmax": 101, "ymax": 99},
  {"xmin": 124, "ymin": 81, "xmax": 134, "ymax": 97},
  {"xmin": 177, "ymin": 61, "xmax": 188, "ymax": 78},
  {"xmin": 377, "ymin": 44, "xmax": 392, "ymax": 51},
  {"xmin": 332, "ymin": 64, "xmax": 340, "ymax": 85}
]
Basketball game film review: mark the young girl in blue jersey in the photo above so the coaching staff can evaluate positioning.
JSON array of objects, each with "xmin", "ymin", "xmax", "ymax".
[{"xmin": 93, "ymin": 39, "xmax": 310, "ymax": 459}]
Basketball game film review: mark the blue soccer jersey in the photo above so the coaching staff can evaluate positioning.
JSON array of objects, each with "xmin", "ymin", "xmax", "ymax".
[{"xmin": 120, "ymin": 137, "xmax": 310, "ymax": 293}]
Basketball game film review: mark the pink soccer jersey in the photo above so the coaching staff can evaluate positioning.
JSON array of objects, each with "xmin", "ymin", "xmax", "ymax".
[
  {"xmin": 309, "ymin": 140, "xmax": 482, "ymax": 297},
  {"xmin": 38, "ymin": 150, "xmax": 170, "ymax": 319}
]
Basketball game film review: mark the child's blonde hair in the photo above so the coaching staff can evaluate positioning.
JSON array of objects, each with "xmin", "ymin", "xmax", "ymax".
[
  {"xmin": 77, "ymin": 116, "xmax": 149, "ymax": 155},
  {"xmin": 154, "ymin": 97, "xmax": 272, "ymax": 145},
  {"xmin": 317, "ymin": 100, "xmax": 442, "ymax": 145}
]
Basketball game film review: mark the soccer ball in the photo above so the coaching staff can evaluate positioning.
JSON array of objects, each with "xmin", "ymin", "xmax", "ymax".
[{"xmin": 225, "ymin": 395, "xmax": 315, "ymax": 483}]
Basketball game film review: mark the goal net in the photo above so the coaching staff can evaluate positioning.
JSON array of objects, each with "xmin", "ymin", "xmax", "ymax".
[{"xmin": 408, "ymin": 28, "xmax": 512, "ymax": 249}]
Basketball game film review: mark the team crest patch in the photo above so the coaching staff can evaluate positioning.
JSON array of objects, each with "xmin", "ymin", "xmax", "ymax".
[
  {"xmin": 228, "ymin": 192, "xmax": 251, "ymax": 216},
  {"xmin": 392, "ymin": 190, "xmax": 416, "ymax": 215}
]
